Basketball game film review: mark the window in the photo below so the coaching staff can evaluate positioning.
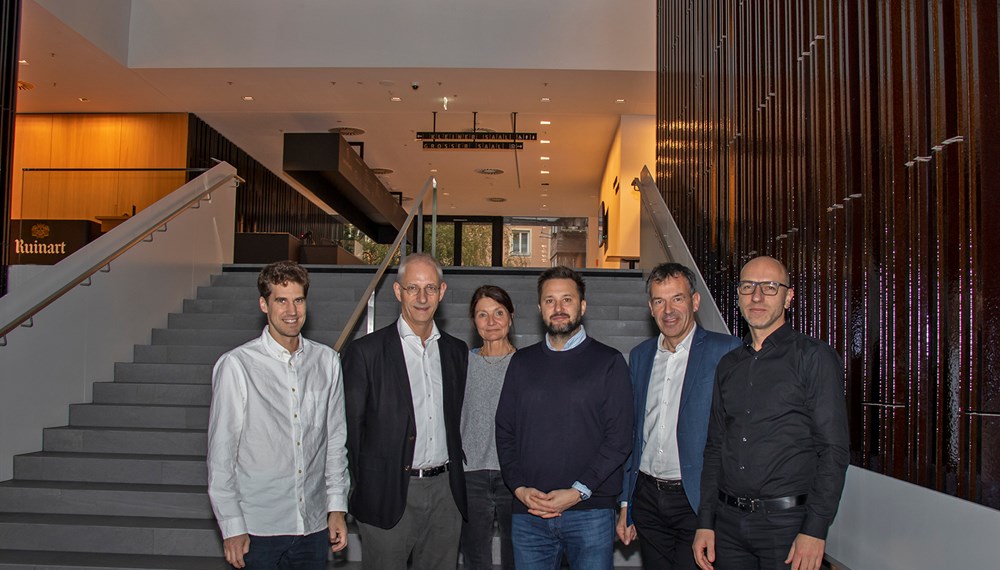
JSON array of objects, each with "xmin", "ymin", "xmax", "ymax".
[{"xmin": 510, "ymin": 230, "xmax": 530, "ymax": 256}]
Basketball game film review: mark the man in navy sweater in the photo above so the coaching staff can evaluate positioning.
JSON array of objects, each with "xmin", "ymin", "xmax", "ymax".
[{"xmin": 496, "ymin": 266, "xmax": 634, "ymax": 570}]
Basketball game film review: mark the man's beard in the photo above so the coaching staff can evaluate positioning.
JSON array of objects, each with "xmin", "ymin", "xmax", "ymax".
[{"xmin": 543, "ymin": 312, "xmax": 583, "ymax": 337}]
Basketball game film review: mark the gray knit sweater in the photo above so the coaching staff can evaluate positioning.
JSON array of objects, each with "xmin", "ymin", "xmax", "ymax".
[{"xmin": 461, "ymin": 350, "xmax": 513, "ymax": 471}]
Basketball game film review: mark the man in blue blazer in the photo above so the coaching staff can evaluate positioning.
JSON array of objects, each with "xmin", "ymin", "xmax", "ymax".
[{"xmin": 617, "ymin": 263, "xmax": 741, "ymax": 570}]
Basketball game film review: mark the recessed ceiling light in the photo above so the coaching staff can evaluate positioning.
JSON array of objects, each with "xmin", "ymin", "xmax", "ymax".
[
  {"xmin": 540, "ymin": 140, "xmax": 550, "ymax": 144},
  {"xmin": 78, "ymin": 97, "xmax": 89, "ymax": 102},
  {"xmin": 540, "ymin": 193, "xmax": 549, "ymax": 197},
  {"xmin": 442, "ymin": 192, "xmax": 450, "ymax": 196},
  {"xmin": 541, "ymin": 204, "xmax": 548, "ymax": 208},
  {"xmin": 616, "ymin": 98, "xmax": 626, "ymax": 103},
  {"xmin": 540, "ymin": 120, "xmax": 551, "ymax": 125},
  {"xmin": 391, "ymin": 96, "xmax": 402, "ymax": 102},
  {"xmin": 329, "ymin": 126, "xmax": 366, "ymax": 136},
  {"xmin": 540, "ymin": 170, "xmax": 550, "ymax": 174},
  {"xmin": 487, "ymin": 197, "xmax": 508, "ymax": 203},
  {"xmin": 476, "ymin": 168, "xmax": 505, "ymax": 175},
  {"xmin": 18, "ymin": 59, "xmax": 27, "ymax": 65},
  {"xmin": 540, "ymin": 156, "xmax": 550, "ymax": 161},
  {"xmin": 430, "ymin": 169, "xmax": 438, "ymax": 172},
  {"xmin": 540, "ymin": 97, "xmax": 550, "ymax": 103},
  {"xmin": 242, "ymin": 96, "xmax": 254, "ymax": 102}
]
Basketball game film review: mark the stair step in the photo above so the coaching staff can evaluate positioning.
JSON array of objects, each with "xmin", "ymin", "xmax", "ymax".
[
  {"xmin": 0, "ymin": 480, "xmax": 212, "ymax": 518},
  {"xmin": 0, "ymin": 549, "xmax": 232, "ymax": 570},
  {"xmin": 69, "ymin": 404, "xmax": 208, "ymax": 430},
  {"xmin": 0, "ymin": 513, "xmax": 221, "ymax": 556},
  {"xmin": 94, "ymin": 383, "xmax": 211, "ymax": 406},
  {"xmin": 43, "ymin": 427, "xmax": 206, "ymax": 456},
  {"xmin": 114, "ymin": 363, "xmax": 213, "ymax": 384},
  {"xmin": 198, "ymin": 285, "xmax": 359, "ymax": 301},
  {"xmin": 14, "ymin": 452, "xmax": 205, "ymax": 485}
]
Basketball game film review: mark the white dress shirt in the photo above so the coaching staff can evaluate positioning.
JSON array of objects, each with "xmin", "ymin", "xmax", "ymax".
[
  {"xmin": 397, "ymin": 317, "xmax": 449, "ymax": 469},
  {"xmin": 639, "ymin": 326, "xmax": 696, "ymax": 480},
  {"xmin": 207, "ymin": 328, "xmax": 349, "ymax": 539}
]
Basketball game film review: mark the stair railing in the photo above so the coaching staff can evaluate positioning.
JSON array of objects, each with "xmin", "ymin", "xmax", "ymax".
[
  {"xmin": 333, "ymin": 176, "xmax": 438, "ymax": 352},
  {"xmin": 633, "ymin": 165, "xmax": 730, "ymax": 334},
  {"xmin": 0, "ymin": 162, "xmax": 243, "ymax": 344}
]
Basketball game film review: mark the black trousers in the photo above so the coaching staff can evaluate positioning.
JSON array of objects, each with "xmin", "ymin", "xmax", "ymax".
[
  {"xmin": 713, "ymin": 498, "xmax": 806, "ymax": 570},
  {"xmin": 631, "ymin": 474, "xmax": 699, "ymax": 570}
]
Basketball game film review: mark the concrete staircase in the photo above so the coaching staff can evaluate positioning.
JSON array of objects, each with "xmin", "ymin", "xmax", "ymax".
[{"xmin": 0, "ymin": 266, "xmax": 652, "ymax": 569}]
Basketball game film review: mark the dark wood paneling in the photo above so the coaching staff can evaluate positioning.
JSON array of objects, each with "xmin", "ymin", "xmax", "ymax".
[
  {"xmin": 187, "ymin": 115, "xmax": 345, "ymax": 245},
  {"xmin": 0, "ymin": 0, "xmax": 20, "ymax": 296},
  {"xmin": 657, "ymin": 0, "xmax": 999, "ymax": 509}
]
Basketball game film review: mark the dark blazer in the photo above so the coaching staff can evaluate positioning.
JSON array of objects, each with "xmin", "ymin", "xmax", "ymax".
[
  {"xmin": 620, "ymin": 326, "xmax": 741, "ymax": 517},
  {"xmin": 343, "ymin": 320, "xmax": 469, "ymax": 529}
]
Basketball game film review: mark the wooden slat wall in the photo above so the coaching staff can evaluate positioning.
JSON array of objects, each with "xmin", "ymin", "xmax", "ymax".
[
  {"xmin": 187, "ymin": 115, "xmax": 345, "ymax": 243},
  {"xmin": 11, "ymin": 113, "xmax": 188, "ymax": 220},
  {"xmin": 657, "ymin": 0, "xmax": 1000, "ymax": 508}
]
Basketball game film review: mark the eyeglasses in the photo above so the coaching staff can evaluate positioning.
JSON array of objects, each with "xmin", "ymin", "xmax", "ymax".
[
  {"xmin": 736, "ymin": 280, "xmax": 790, "ymax": 296},
  {"xmin": 400, "ymin": 284, "xmax": 441, "ymax": 297}
]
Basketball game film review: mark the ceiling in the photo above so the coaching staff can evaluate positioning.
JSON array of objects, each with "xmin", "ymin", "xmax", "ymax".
[{"xmin": 15, "ymin": 0, "xmax": 656, "ymax": 221}]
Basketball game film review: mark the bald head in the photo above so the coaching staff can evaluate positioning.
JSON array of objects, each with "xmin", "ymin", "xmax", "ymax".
[{"xmin": 740, "ymin": 256, "xmax": 789, "ymax": 285}]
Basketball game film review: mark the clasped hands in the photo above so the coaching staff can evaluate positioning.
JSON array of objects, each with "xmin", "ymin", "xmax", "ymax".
[{"xmin": 514, "ymin": 486, "xmax": 581, "ymax": 518}]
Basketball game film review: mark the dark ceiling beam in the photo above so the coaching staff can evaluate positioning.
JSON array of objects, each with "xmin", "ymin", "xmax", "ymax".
[{"xmin": 283, "ymin": 133, "xmax": 407, "ymax": 243}]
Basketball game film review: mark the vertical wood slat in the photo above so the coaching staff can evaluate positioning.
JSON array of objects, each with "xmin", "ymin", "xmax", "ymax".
[
  {"xmin": 656, "ymin": 0, "xmax": 999, "ymax": 509},
  {"xmin": 186, "ymin": 115, "xmax": 345, "ymax": 244}
]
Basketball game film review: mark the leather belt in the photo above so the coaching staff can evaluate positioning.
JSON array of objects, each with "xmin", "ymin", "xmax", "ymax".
[
  {"xmin": 719, "ymin": 491, "xmax": 807, "ymax": 513},
  {"xmin": 640, "ymin": 472, "xmax": 684, "ymax": 491},
  {"xmin": 409, "ymin": 463, "xmax": 449, "ymax": 478}
]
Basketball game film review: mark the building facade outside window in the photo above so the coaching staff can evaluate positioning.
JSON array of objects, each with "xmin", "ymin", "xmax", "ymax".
[{"xmin": 510, "ymin": 230, "xmax": 531, "ymax": 256}]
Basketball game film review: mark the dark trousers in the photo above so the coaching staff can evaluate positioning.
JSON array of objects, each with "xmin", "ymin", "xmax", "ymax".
[
  {"xmin": 357, "ymin": 474, "xmax": 462, "ymax": 570},
  {"xmin": 241, "ymin": 528, "xmax": 328, "ymax": 570},
  {"xmin": 460, "ymin": 469, "xmax": 514, "ymax": 570},
  {"xmin": 714, "ymin": 498, "xmax": 806, "ymax": 570},
  {"xmin": 631, "ymin": 474, "xmax": 699, "ymax": 570}
]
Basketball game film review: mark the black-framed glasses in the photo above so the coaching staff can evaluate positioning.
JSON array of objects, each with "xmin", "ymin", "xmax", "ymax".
[
  {"xmin": 736, "ymin": 280, "xmax": 790, "ymax": 296},
  {"xmin": 400, "ymin": 284, "xmax": 440, "ymax": 297}
]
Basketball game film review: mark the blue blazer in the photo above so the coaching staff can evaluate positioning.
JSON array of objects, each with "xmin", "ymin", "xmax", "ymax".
[{"xmin": 620, "ymin": 326, "xmax": 741, "ymax": 518}]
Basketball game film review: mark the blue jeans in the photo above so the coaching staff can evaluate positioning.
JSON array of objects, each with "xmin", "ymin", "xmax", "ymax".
[
  {"xmin": 511, "ymin": 508, "xmax": 615, "ymax": 570},
  {"xmin": 241, "ymin": 528, "xmax": 328, "ymax": 570}
]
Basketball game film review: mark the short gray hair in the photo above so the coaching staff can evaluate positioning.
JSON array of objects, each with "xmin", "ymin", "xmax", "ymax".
[{"xmin": 397, "ymin": 252, "xmax": 444, "ymax": 283}]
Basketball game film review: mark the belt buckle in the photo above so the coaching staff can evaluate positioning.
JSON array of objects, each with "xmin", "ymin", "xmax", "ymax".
[{"xmin": 735, "ymin": 496, "xmax": 759, "ymax": 512}]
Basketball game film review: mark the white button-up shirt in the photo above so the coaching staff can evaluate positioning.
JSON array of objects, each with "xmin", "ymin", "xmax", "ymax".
[
  {"xmin": 207, "ymin": 328, "xmax": 349, "ymax": 539},
  {"xmin": 639, "ymin": 326, "xmax": 696, "ymax": 480},
  {"xmin": 397, "ymin": 317, "xmax": 449, "ymax": 469}
]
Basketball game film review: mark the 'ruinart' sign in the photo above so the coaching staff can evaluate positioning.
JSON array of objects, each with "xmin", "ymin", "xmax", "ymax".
[{"xmin": 10, "ymin": 219, "xmax": 101, "ymax": 265}]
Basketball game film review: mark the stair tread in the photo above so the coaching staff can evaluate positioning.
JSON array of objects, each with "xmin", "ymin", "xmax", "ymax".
[
  {"xmin": 0, "ymin": 480, "xmax": 206, "ymax": 493},
  {"xmin": 46, "ymin": 426, "xmax": 205, "ymax": 434},
  {"xmin": 18, "ymin": 451, "xmax": 204, "ymax": 462},
  {"xmin": 0, "ymin": 512, "xmax": 217, "ymax": 528},
  {"xmin": 0, "ymin": 550, "xmax": 230, "ymax": 569}
]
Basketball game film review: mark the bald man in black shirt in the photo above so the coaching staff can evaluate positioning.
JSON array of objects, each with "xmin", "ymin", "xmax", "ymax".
[{"xmin": 693, "ymin": 256, "xmax": 849, "ymax": 570}]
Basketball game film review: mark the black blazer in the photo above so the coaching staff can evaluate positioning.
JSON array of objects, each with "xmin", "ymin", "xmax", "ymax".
[{"xmin": 342, "ymin": 320, "xmax": 469, "ymax": 529}]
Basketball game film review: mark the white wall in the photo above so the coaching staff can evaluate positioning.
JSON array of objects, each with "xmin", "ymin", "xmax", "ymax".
[
  {"xmin": 826, "ymin": 466, "xmax": 1000, "ymax": 569},
  {"xmin": 0, "ymin": 186, "xmax": 235, "ymax": 481}
]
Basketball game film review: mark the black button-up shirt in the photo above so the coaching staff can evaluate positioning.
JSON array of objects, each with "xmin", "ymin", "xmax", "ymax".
[{"xmin": 697, "ymin": 322, "xmax": 849, "ymax": 539}]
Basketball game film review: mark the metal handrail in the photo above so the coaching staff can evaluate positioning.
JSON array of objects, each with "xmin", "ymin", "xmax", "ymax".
[
  {"xmin": 633, "ymin": 165, "xmax": 730, "ymax": 334},
  {"xmin": 0, "ymin": 162, "xmax": 242, "ymax": 341},
  {"xmin": 333, "ymin": 176, "xmax": 437, "ymax": 352}
]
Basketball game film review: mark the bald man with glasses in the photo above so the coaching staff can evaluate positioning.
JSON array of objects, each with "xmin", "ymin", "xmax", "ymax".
[{"xmin": 693, "ymin": 256, "xmax": 849, "ymax": 570}]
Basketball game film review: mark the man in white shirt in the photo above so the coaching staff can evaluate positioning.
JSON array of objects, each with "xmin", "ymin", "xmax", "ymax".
[
  {"xmin": 343, "ymin": 252, "xmax": 469, "ymax": 570},
  {"xmin": 207, "ymin": 261, "xmax": 349, "ymax": 569},
  {"xmin": 617, "ymin": 263, "xmax": 740, "ymax": 569}
]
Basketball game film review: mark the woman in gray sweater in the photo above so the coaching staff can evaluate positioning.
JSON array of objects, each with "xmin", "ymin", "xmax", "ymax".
[{"xmin": 460, "ymin": 285, "xmax": 517, "ymax": 570}]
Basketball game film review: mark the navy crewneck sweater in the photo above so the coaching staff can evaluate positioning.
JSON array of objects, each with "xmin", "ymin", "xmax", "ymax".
[{"xmin": 495, "ymin": 335, "xmax": 634, "ymax": 513}]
